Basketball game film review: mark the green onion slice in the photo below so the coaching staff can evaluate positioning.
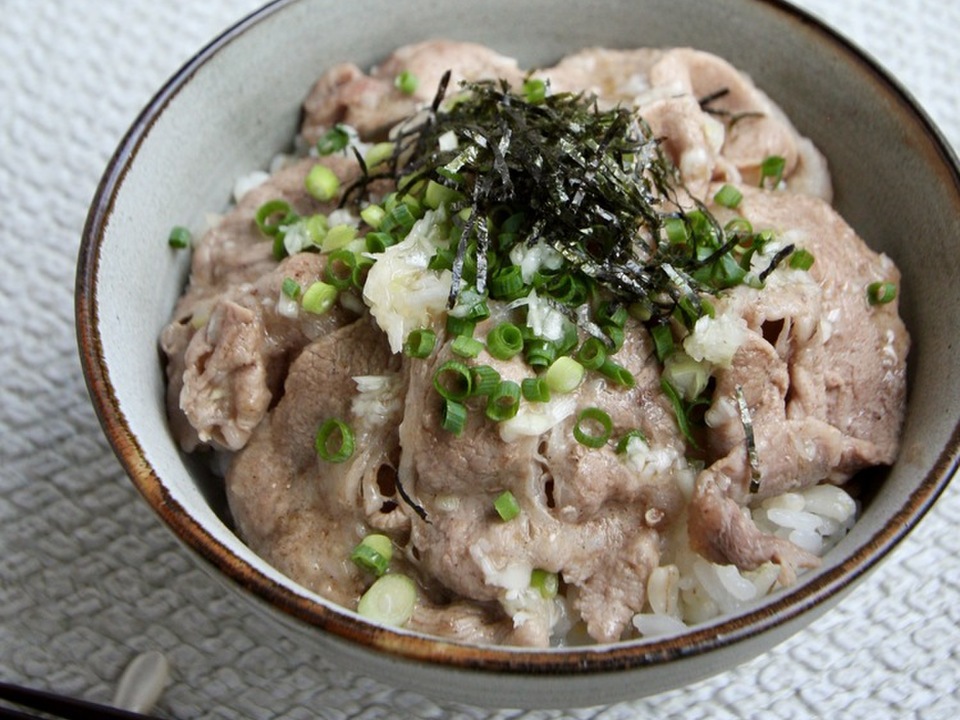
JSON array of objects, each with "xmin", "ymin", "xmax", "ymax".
[
  {"xmin": 357, "ymin": 573, "xmax": 417, "ymax": 627},
  {"xmin": 433, "ymin": 361, "xmax": 473, "ymax": 401},
  {"xmin": 486, "ymin": 322, "xmax": 524, "ymax": 360},
  {"xmin": 575, "ymin": 337, "xmax": 607, "ymax": 370},
  {"xmin": 650, "ymin": 324, "xmax": 674, "ymax": 362},
  {"xmin": 325, "ymin": 249, "xmax": 357, "ymax": 290},
  {"xmin": 351, "ymin": 534, "xmax": 393, "ymax": 577},
  {"xmin": 441, "ymin": 399, "xmax": 468, "ymax": 435},
  {"xmin": 494, "ymin": 490, "xmax": 521, "ymax": 521},
  {"xmin": 544, "ymin": 356, "xmax": 585, "ymax": 394},
  {"xmin": 524, "ymin": 338, "xmax": 558, "ymax": 368},
  {"xmin": 403, "ymin": 328, "xmax": 437, "ymax": 358},
  {"xmin": 713, "ymin": 183, "xmax": 743, "ymax": 209},
  {"xmin": 281, "ymin": 277, "xmax": 301, "ymax": 299},
  {"xmin": 394, "ymin": 70, "xmax": 419, "ymax": 95},
  {"xmin": 616, "ymin": 429, "xmax": 648, "ymax": 454},
  {"xmin": 305, "ymin": 164, "xmax": 341, "ymax": 202},
  {"xmin": 599, "ymin": 359, "xmax": 635, "ymax": 388},
  {"xmin": 255, "ymin": 199, "xmax": 295, "ymax": 237},
  {"xmin": 485, "ymin": 380, "xmax": 521, "ymax": 421},
  {"xmin": 451, "ymin": 335, "xmax": 484, "ymax": 358},
  {"xmin": 301, "ymin": 281, "xmax": 337, "ymax": 315},
  {"xmin": 759, "ymin": 155, "xmax": 786, "ymax": 188},
  {"xmin": 315, "ymin": 418, "xmax": 355, "ymax": 463},
  {"xmin": 530, "ymin": 569, "xmax": 559, "ymax": 599},
  {"xmin": 521, "ymin": 376, "xmax": 551, "ymax": 403},
  {"xmin": 573, "ymin": 407, "xmax": 613, "ymax": 449},
  {"xmin": 867, "ymin": 281, "xmax": 897, "ymax": 305},
  {"xmin": 167, "ymin": 225, "xmax": 192, "ymax": 249},
  {"xmin": 316, "ymin": 125, "xmax": 350, "ymax": 155},
  {"xmin": 470, "ymin": 365, "xmax": 501, "ymax": 396},
  {"xmin": 789, "ymin": 248, "xmax": 815, "ymax": 271}
]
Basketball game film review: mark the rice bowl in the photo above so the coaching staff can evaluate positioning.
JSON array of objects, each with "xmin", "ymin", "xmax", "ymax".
[{"xmin": 76, "ymin": 0, "xmax": 960, "ymax": 708}]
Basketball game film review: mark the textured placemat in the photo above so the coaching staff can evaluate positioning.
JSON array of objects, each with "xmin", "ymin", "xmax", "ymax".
[{"xmin": 1, "ymin": 1, "xmax": 958, "ymax": 718}]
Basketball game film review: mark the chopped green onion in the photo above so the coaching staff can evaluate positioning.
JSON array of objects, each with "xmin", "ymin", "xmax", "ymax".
[
  {"xmin": 489, "ymin": 265, "xmax": 525, "ymax": 299},
  {"xmin": 616, "ymin": 429, "xmax": 647, "ymax": 454},
  {"xmin": 316, "ymin": 124, "xmax": 350, "ymax": 155},
  {"xmin": 303, "ymin": 214, "xmax": 328, "ymax": 245},
  {"xmin": 596, "ymin": 302, "xmax": 628, "ymax": 329},
  {"xmin": 599, "ymin": 359, "xmax": 635, "ymax": 388},
  {"xmin": 486, "ymin": 322, "xmax": 524, "ymax": 360},
  {"xmin": 315, "ymin": 418, "xmax": 355, "ymax": 463},
  {"xmin": 403, "ymin": 328, "xmax": 437, "ymax": 358},
  {"xmin": 789, "ymin": 248, "xmax": 815, "ymax": 271},
  {"xmin": 604, "ymin": 324, "xmax": 625, "ymax": 353},
  {"xmin": 321, "ymin": 223, "xmax": 357, "ymax": 252},
  {"xmin": 664, "ymin": 217, "xmax": 689, "ymax": 245},
  {"xmin": 281, "ymin": 277, "xmax": 301, "ymax": 299},
  {"xmin": 167, "ymin": 225, "xmax": 191, "ymax": 249},
  {"xmin": 433, "ymin": 360, "xmax": 473, "ymax": 401},
  {"xmin": 301, "ymin": 281, "xmax": 337, "ymax": 315},
  {"xmin": 544, "ymin": 356, "xmax": 585, "ymax": 394},
  {"xmin": 351, "ymin": 534, "xmax": 393, "ymax": 577},
  {"xmin": 357, "ymin": 573, "xmax": 417, "ymax": 627},
  {"xmin": 325, "ymin": 248, "xmax": 357, "ymax": 289},
  {"xmin": 360, "ymin": 203, "xmax": 386, "ymax": 229},
  {"xmin": 759, "ymin": 155, "xmax": 786, "ymax": 188},
  {"xmin": 493, "ymin": 490, "xmax": 520, "ymax": 521},
  {"xmin": 394, "ymin": 70, "xmax": 419, "ymax": 95},
  {"xmin": 650, "ymin": 323, "xmax": 674, "ymax": 362},
  {"xmin": 465, "ymin": 300, "xmax": 491, "ymax": 322},
  {"xmin": 364, "ymin": 231, "xmax": 394, "ymax": 254},
  {"xmin": 485, "ymin": 380, "xmax": 521, "ymax": 421},
  {"xmin": 351, "ymin": 255, "xmax": 374, "ymax": 289},
  {"xmin": 867, "ymin": 281, "xmax": 897, "ymax": 305},
  {"xmin": 381, "ymin": 202, "xmax": 419, "ymax": 234},
  {"xmin": 524, "ymin": 338, "xmax": 558, "ymax": 368},
  {"xmin": 713, "ymin": 183, "xmax": 743, "ymax": 209},
  {"xmin": 522, "ymin": 78, "xmax": 548, "ymax": 104},
  {"xmin": 575, "ymin": 337, "xmax": 607, "ymax": 370},
  {"xmin": 445, "ymin": 315, "xmax": 475, "ymax": 338},
  {"xmin": 305, "ymin": 164, "xmax": 341, "ymax": 202},
  {"xmin": 440, "ymin": 398, "xmax": 468, "ymax": 435},
  {"xmin": 661, "ymin": 378, "xmax": 700, "ymax": 449},
  {"xmin": 530, "ymin": 569, "xmax": 559, "ymax": 598},
  {"xmin": 451, "ymin": 335, "xmax": 484, "ymax": 358},
  {"xmin": 573, "ymin": 407, "xmax": 613, "ymax": 449},
  {"xmin": 424, "ymin": 179, "xmax": 462, "ymax": 209},
  {"xmin": 364, "ymin": 141, "xmax": 396, "ymax": 170},
  {"xmin": 254, "ymin": 199, "xmax": 295, "ymax": 237},
  {"xmin": 470, "ymin": 365, "xmax": 501, "ymax": 396},
  {"xmin": 521, "ymin": 376, "xmax": 550, "ymax": 403}
]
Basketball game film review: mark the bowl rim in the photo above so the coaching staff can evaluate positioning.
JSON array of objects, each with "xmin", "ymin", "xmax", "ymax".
[{"xmin": 76, "ymin": 0, "xmax": 960, "ymax": 675}]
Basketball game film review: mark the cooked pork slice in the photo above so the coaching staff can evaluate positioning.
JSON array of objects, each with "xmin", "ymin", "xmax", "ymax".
[
  {"xmin": 176, "ymin": 253, "xmax": 354, "ymax": 451},
  {"xmin": 688, "ymin": 186, "xmax": 908, "ymax": 580},
  {"xmin": 395, "ymin": 321, "xmax": 692, "ymax": 644},
  {"xmin": 301, "ymin": 41, "xmax": 525, "ymax": 145},
  {"xmin": 161, "ymin": 155, "xmax": 363, "ymax": 450},
  {"xmin": 226, "ymin": 317, "xmax": 403, "ymax": 604},
  {"xmin": 534, "ymin": 47, "xmax": 664, "ymax": 103}
]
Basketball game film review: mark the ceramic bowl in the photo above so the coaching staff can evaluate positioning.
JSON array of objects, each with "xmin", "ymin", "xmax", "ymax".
[{"xmin": 76, "ymin": 0, "xmax": 960, "ymax": 709}]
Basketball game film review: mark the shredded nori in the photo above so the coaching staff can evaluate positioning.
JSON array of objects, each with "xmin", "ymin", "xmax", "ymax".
[{"xmin": 342, "ymin": 73, "xmax": 788, "ymax": 330}]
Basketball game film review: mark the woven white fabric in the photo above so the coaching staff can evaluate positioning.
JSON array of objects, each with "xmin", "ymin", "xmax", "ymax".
[{"xmin": 1, "ymin": 1, "xmax": 958, "ymax": 717}]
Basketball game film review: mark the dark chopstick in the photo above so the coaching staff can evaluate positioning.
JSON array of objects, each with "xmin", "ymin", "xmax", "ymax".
[{"xmin": 0, "ymin": 681, "xmax": 160, "ymax": 719}]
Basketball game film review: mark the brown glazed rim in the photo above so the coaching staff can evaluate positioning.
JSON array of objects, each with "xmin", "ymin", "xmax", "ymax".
[{"xmin": 76, "ymin": 0, "xmax": 960, "ymax": 676}]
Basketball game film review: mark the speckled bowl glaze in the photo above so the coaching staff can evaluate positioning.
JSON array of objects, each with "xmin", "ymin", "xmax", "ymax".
[{"xmin": 76, "ymin": 0, "xmax": 960, "ymax": 709}]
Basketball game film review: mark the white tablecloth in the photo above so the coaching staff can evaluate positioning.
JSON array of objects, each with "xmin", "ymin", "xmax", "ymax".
[{"xmin": 2, "ymin": 1, "xmax": 958, "ymax": 717}]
